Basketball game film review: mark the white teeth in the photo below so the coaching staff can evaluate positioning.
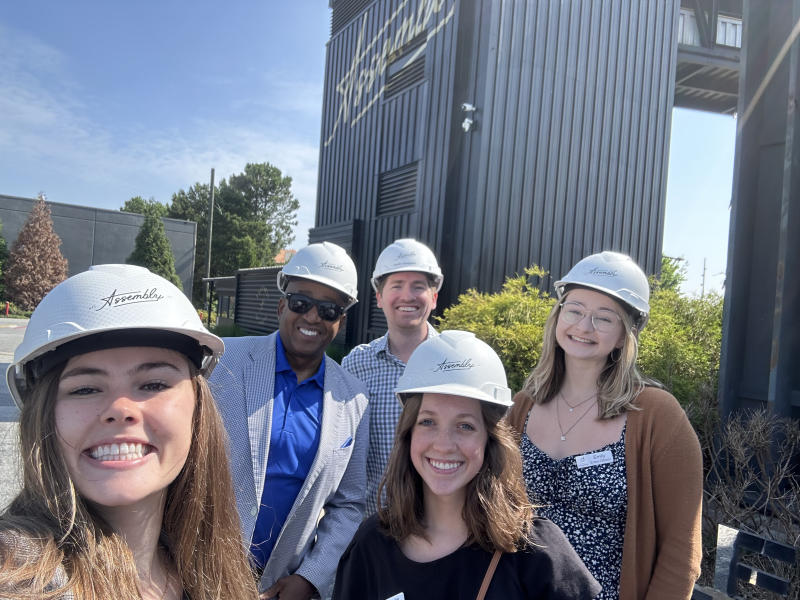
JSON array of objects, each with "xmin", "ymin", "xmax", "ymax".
[
  {"xmin": 89, "ymin": 443, "xmax": 149, "ymax": 462},
  {"xmin": 398, "ymin": 306, "xmax": 417, "ymax": 312},
  {"xmin": 430, "ymin": 459, "xmax": 461, "ymax": 471},
  {"xmin": 299, "ymin": 328, "xmax": 318, "ymax": 336},
  {"xmin": 570, "ymin": 336, "xmax": 594, "ymax": 344}
]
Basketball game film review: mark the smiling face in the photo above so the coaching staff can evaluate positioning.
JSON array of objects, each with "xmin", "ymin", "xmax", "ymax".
[
  {"xmin": 376, "ymin": 271, "xmax": 438, "ymax": 334},
  {"xmin": 555, "ymin": 287, "xmax": 626, "ymax": 364},
  {"xmin": 54, "ymin": 346, "xmax": 195, "ymax": 514},
  {"xmin": 409, "ymin": 393, "xmax": 487, "ymax": 506},
  {"xmin": 278, "ymin": 278, "xmax": 347, "ymax": 364}
]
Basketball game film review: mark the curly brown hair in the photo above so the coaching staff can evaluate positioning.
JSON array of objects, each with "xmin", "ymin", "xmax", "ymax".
[{"xmin": 377, "ymin": 394, "xmax": 533, "ymax": 553}]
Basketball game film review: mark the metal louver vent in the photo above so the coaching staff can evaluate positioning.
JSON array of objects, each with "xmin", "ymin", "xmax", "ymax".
[
  {"xmin": 385, "ymin": 56, "xmax": 425, "ymax": 98},
  {"xmin": 377, "ymin": 162, "xmax": 418, "ymax": 216},
  {"xmin": 331, "ymin": 0, "xmax": 374, "ymax": 36}
]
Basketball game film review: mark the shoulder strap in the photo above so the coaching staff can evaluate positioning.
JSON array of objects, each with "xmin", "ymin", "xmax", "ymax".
[{"xmin": 475, "ymin": 550, "xmax": 502, "ymax": 600}]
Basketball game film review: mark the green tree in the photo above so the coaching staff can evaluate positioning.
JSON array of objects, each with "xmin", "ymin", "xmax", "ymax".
[
  {"xmin": 5, "ymin": 195, "xmax": 69, "ymax": 310},
  {"xmin": 654, "ymin": 255, "xmax": 687, "ymax": 292},
  {"xmin": 169, "ymin": 162, "xmax": 300, "ymax": 302},
  {"xmin": 121, "ymin": 196, "xmax": 169, "ymax": 218},
  {"xmin": 126, "ymin": 214, "xmax": 183, "ymax": 290}
]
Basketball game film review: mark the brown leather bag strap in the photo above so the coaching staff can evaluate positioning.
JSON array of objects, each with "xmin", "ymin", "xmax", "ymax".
[{"xmin": 475, "ymin": 550, "xmax": 502, "ymax": 600}]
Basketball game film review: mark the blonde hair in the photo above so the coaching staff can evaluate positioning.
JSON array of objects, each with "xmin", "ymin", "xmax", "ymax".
[
  {"xmin": 522, "ymin": 290, "xmax": 654, "ymax": 418},
  {"xmin": 378, "ymin": 395, "xmax": 534, "ymax": 553},
  {"xmin": 0, "ymin": 363, "xmax": 257, "ymax": 599}
]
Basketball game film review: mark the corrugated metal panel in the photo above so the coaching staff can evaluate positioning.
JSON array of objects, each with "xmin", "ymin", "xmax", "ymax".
[
  {"xmin": 331, "ymin": 0, "xmax": 375, "ymax": 36},
  {"xmin": 719, "ymin": 0, "xmax": 799, "ymax": 419},
  {"xmin": 316, "ymin": 0, "xmax": 677, "ymax": 343},
  {"xmin": 442, "ymin": 0, "xmax": 675, "ymax": 304},
  {"xmin": 234, "ymin": 267, "xmax": 281, "ymax": 335}
]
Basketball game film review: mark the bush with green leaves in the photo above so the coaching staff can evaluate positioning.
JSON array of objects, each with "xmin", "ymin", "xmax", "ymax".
[
  {"xmin": 638, "ymin": 289, "xmax": 723, "ymax": 415},
  {"xmin": 436, "ymin": 266, "xmax": 554, "ymax": 392},
  {"xmin": 436, "ymin": 264, "xmax": 723, "ymax": 411}
]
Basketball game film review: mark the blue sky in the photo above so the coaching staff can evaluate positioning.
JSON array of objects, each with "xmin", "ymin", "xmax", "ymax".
[{"xmin": 0, "ymin": 3, "xmax": 733, "ymax": 296}]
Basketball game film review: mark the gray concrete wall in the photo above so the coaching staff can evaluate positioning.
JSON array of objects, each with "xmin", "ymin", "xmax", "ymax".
[{"xmin": 0, "ymin": 195, "xmax": 197, "ymax": 296}]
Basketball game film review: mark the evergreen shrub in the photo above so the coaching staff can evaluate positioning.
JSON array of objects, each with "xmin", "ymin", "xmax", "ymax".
[{"xmin": 436, "ymin": 264, "xmax": 724, "ymax": 411}]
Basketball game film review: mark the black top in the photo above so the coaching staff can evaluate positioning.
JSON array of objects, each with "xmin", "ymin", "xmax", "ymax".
[
  {"xmin": 332, "ymin": 515, "xmax": 601, "ymax": 600},
  {"xmin": 521, "ymin": 419, "xmax": 627, "ymax": 599}
]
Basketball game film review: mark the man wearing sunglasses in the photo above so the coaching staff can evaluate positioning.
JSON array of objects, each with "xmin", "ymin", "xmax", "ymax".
[
  {"xmin": 211, "ymin": 242, "xmax": 369, "ymax": 600},
  {"xmin": 342, "ymin": 238, "xmax": 443, "ymax": 517}
]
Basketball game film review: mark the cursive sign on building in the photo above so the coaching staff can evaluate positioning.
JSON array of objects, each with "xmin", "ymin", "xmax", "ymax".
[{"xmin": 324, "ymin": 0, "xmax": 455, "ymax": 147}]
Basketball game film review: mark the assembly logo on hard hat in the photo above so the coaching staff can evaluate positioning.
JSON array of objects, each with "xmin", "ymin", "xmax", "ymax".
[
  {"xmin": 319, "ymin": 260, "xmax": 345, "ymax": 272},
  {"xmin": 433, "ymin": 357, "xmax": 476, "ymax": 372},
  {"xmin": 393, "ymin": 250, "xmax": 417, "ymax": 265},
  {"xmin": 588, "ymin": 267, "xmax": 618, "ymax": 278},
  {"xmin": 95, "ymin": 288, "xmax": 165, "ymax": 311}
]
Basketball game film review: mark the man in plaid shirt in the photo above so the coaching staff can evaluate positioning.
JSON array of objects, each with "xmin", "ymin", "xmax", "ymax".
[{"xmin": 342, "ymin": 239, "xmax": 443, "ymax": 516}]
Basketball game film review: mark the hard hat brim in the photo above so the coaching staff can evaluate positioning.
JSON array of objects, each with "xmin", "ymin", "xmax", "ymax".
[{"xmin": 395, "ymin": 382, "xmax": 512, "ymax": 407}]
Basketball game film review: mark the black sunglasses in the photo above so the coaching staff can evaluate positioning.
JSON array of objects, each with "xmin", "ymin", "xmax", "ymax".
[{"xmin": 283, "ymin": 293, "xmax": 346, "ymax": 322}]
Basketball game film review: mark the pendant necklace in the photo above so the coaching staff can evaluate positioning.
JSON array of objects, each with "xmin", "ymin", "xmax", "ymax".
[
  {"xmin": 559, "ymin": 390, "xmax": 597, "ymax": 412},
  {"xmin": 556, "ymin": 393, "xmax": 597, "ymax": 441}
]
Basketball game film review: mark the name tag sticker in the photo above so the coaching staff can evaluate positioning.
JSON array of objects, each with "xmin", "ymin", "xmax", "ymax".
[
  {"xmin": 575, "ymin": 450, "xmax": 613, "ymax": 469},
  {"xmin": 385, "ymin": 594, "xmax": 405, "ymax": 600}
]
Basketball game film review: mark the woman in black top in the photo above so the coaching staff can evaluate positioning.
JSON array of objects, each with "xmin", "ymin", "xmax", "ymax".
[{"xmin": 333, "ymin": 331, "xmax": 600, "ymax": 600}]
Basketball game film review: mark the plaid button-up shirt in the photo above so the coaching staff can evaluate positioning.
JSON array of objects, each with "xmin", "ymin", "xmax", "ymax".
[{"xmin": 341, "ymin": 324, "xmax": 438, "ymax": 516}]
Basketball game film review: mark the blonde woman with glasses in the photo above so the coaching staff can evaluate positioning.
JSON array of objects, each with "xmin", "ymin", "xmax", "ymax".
[{"xmin": 508, "ymin": 252, "xmax": 703, "ymax": 600}]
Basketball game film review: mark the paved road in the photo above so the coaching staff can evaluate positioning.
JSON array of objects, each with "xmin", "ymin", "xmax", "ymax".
[{"xmin": 0, "ymin": 318, "xmax": 26, "ymax": 510}]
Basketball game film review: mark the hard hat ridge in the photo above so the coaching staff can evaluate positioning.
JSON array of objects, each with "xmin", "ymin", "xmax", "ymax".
[
  {"xmin": 395, "ymin": 330, "xmax": 511, "ymax": 407},
  {"xmin": 371, "ymin": 238, "xmax": 443, "ymax": 292},
  {"xmin": 277, "ymin": 242, "xmax": 359, "ymax": 307},
  {"xmin": 7, "ymin": 264, "xmax": 224, "ymax": 408},
  {"xmin": 554, "ymin": 251, "xmax": 650, "ymax": 330}
]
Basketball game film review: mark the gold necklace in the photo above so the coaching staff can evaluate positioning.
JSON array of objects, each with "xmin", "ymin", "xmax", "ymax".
[
  {"xmin": 555, "ymin": 394, "xmax": 596, "ymax": 441},
  {"xmin": 559, "ymin": 390, "xmax": 597, "ymax": 412}
]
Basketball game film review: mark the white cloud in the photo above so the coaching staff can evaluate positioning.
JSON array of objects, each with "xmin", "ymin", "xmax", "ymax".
[{"xmin": 0, "ymin": 24, "xmax": 320, "ymax": 247}]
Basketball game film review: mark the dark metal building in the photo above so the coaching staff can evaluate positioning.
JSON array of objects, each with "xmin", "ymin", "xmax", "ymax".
[
  {"xmin": 0, "ymin": 194, "xmax": 197, "ymax": 296},
  {"xmin": 313, "ymin": 0, "xmax": 681, "ymax": 344},
  {"xmin": 720, "ymin": 0, "xmax": 800, "ymax": 419}
]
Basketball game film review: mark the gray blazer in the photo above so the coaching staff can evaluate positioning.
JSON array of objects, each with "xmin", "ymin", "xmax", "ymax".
[{"xmin": 210, "ymin": 332, "xmax": 369, "ymax": 597}]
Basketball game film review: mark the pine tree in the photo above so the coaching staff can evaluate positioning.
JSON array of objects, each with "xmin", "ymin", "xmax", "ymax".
[
  {"xmin": 126, "ymin": 214, "xmax": 183, "ymax": 290},
  {"xmin": 5, "ymin": 195, "xmax": 69, "ymax": 310}
]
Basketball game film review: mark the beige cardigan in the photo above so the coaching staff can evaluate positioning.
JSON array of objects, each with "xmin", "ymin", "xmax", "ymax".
[{"xmin": 509, "ymin": 386, "xmax": 703, "ymax": 600}]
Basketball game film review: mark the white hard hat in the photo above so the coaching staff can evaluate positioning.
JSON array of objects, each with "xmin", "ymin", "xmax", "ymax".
[
  {"xmin": 371, "ymin": 238, "xmax": 443, "ymax": 292},
  {"xmin": 277, "ymin": 242, "xmax": 358, "ymax": 307},
  {"xmin": 554, "ymin": 251, "xmax": 650, "ymax": 330},
  {"xmin": 7, "ymin": 264, "xmax": 224, "ymax": 408},
  {"xmin": 395, "ymin": 330, "xmax": 511, "ymax": 407}
]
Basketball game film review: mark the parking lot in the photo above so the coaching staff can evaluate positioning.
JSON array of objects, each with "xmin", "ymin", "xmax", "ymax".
[{"xmin": 0, "ymin": 318, "xmax": 26, "ymax": 510}]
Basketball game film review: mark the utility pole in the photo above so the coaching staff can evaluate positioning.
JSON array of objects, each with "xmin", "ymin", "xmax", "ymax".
[
  {"xmin": 205, "ymin": 168, "xmax": 215, "ymax": 327},
  {"xmin": 701, "ymin": 257, "xmax": 707, "ymax": 297}
]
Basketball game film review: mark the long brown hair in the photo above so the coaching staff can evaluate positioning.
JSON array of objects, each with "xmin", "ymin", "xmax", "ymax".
[
  {"xmin": 520, "ymin": 289, "xmax": 655, "ymax": 418},
  {"xmin": 377, "ymin": 395, "xmax": 533, "ymax": 553},
  {"xmin": 0, "ymin": 363, "xmax": 257, "ymax": 599}
]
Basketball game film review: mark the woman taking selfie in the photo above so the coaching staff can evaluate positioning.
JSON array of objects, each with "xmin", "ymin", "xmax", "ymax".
[
  {"xmin": 509, "ymin": 251, "xmax": 703, "ymax": 600},
  {"xmin": 334, "ymin": 330, "xmax": 599, "ymax": 600},
  {"xmin": 0, "ymin": 265, "xmax": 257, "ymax": 600}
]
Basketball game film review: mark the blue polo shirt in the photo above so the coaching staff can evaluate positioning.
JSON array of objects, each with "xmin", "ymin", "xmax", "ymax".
[{"xmin": 250, "ymin": 335, "xmax": 324, "ymax": 570}]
